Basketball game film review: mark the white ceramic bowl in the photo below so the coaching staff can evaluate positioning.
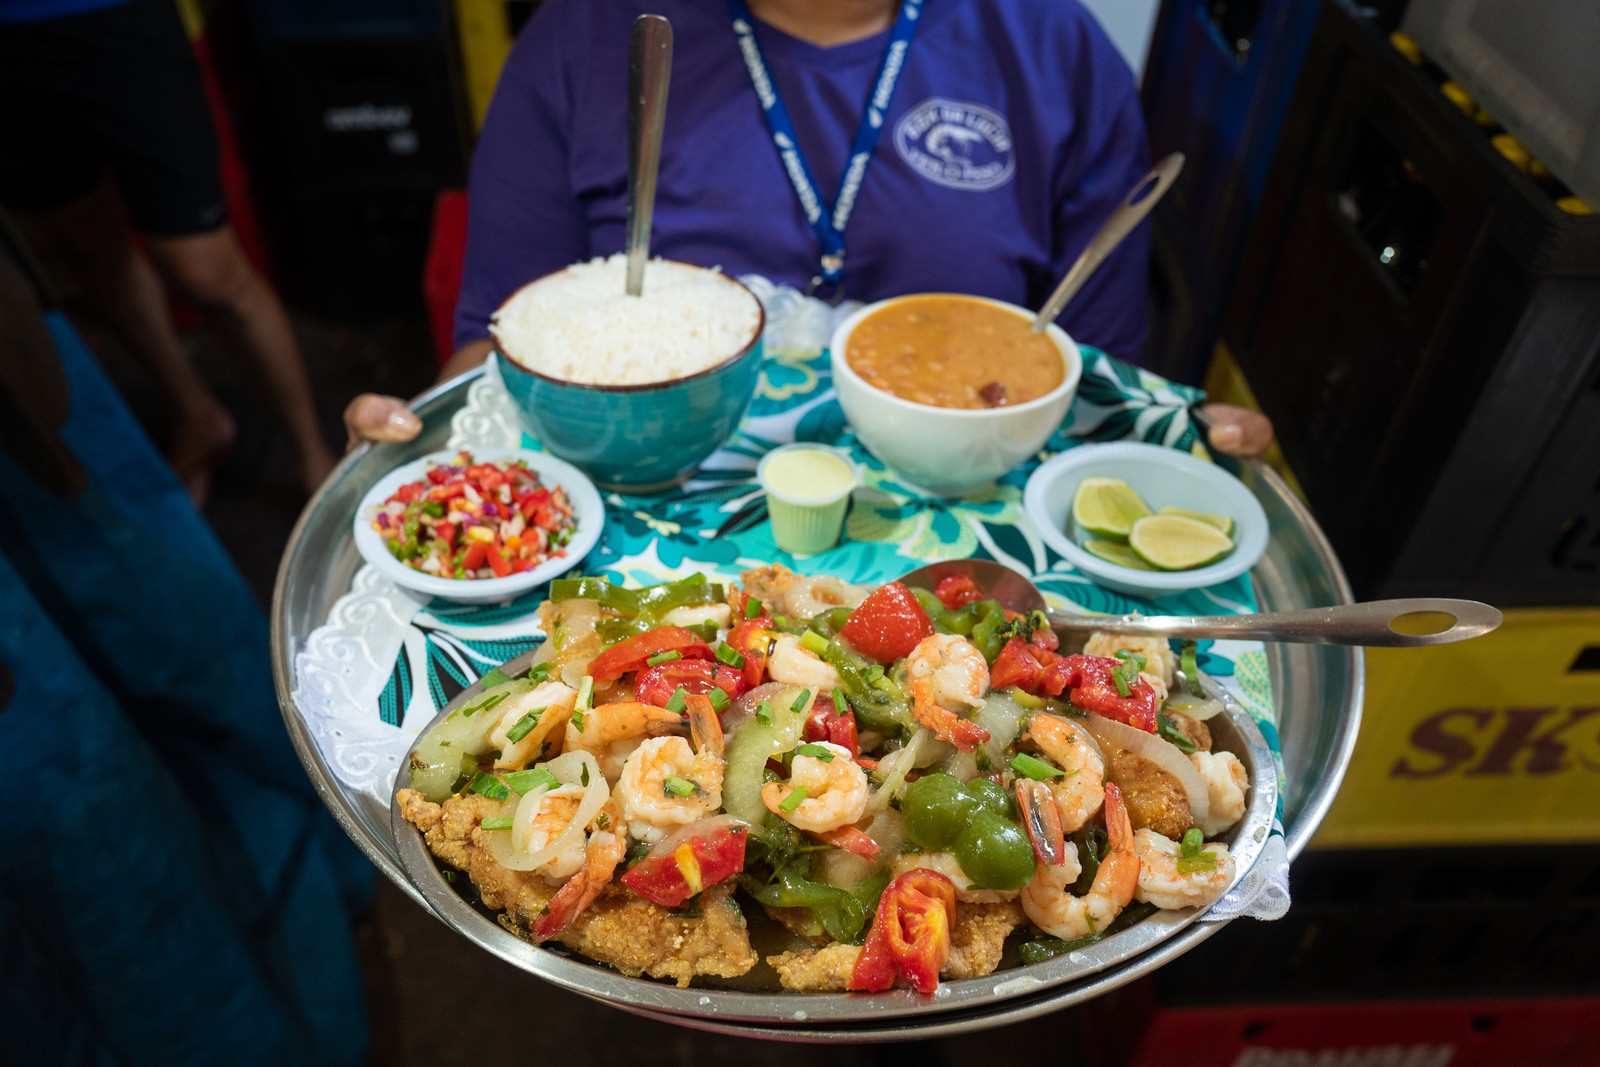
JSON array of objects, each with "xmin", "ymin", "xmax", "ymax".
[
  {"xmin": 830, "ymin": 294, "xmax": 1082, "ymax": 496},
  {"xmin": 353, "ymin": 447, "xmax": 604, "ymax": 605},
  {"xmin": 1022, "ymin": 442, "xmax": 1269, "ymax": 597}
]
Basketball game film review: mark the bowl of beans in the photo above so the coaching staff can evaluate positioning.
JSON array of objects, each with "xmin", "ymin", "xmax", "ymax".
[
  {"xmin": 830, "ymin": 293, "xmax": 1082, "ymax": 496},
  {"xmin": 353, "ymin": 447, "xmax": 604, "ymax": 605}
]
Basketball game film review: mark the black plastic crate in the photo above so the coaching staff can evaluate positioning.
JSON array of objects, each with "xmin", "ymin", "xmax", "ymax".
[{"xmin": 1220, "ymin": 1, "xmax": 1600, "ymax": 605}]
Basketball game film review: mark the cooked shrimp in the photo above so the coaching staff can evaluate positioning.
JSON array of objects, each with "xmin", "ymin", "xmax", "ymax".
[
  {"xmin": 1022, "ymin": 713, "xmax": 1106, "ymax": 832},
  {"xmin": 906, "ymin": 634, "xmax": 991, "ymax": 750},
  {"xmin": 1133, "ymin": 828, "xmax": 1236, "ymax": 910},
  {"xmin": 613, "ymin": 696, "xmax": 725, "ymax": 844},
  {"xmin": 512, "ymin": 782, "xmax": 591, "ymax": 881},
  {"xmin": 767, "ymin": 634, "xmax": 843, "ymax": 690},
  {"xmin": 891, "ymin": 851, "xmax": 1020, "ymax": 904},
  {"xmin": 761, "ymin": 740, "xmax": 869, "ymax": 833},
  {"xmin": 1190, "ymin": 750, "xmax": 1249, "ymax": 836},
  {"xmin": 564, "ymin": 700, "xmax": 683, "ymax": 781},
  {"xmin": 1081, "ymin": 632, "xmax": 1176, "ymax": 703},
  {"xmin": 1020, "ymin": 782, "xmax": 1140, "ymax": 940},
  {"xmin": 740, "ymin": 563, "xmax": 797, "ymax": 607},
  {"xmin": 489, "ymin": 681, "xmax": 577, "ymax": 769},
  {"xmin": 527, "ymin": 801, "xmax": 626, "ymax": 941},
  {"xmin": 781, "ymin": 574, "xmax": 867, "ymax": 621}
]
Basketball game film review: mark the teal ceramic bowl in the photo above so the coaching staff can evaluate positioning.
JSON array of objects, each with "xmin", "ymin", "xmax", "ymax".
[{"xmin": 491, "ymin": 268, "xmax": 765, "ymax": 494}]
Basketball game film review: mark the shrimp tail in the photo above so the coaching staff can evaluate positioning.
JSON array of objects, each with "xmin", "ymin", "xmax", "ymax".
[
  {"xmin": 1015, "ymin": 778, "xmax": 1066, "ymax": 867},
  {"xmin": 684, "ymin": 693, "xmax": 725, "ymax": 759},
  {"xmin": 526, "ymin": 829, "xmax": 624, "ymax": 941},
  {"xmin": 911, "ymin": 677, "xmax": 991, "ymax": 751},
  {"xmin": 816, "ymin": 824, "xmax": 881, "ymax": 860},
  {"xmin": 1093, "ymin": 782, "xmax": 1140, "ymax": 906}
]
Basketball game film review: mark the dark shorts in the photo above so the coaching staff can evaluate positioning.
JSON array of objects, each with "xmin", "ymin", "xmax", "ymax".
[{"xmin": 0, "ymin": 0, "xmax": 227, "ymax": 236}]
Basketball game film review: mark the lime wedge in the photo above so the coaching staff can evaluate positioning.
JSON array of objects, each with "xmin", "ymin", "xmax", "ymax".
[
  {"xmin": 1158, "ymin": 505, "xmax": 1236, "ymax": 539},
  {"xmin": 1084, "ymin": 539, "xmax": 1157, "ymax": 570},
  {"xmin": 1128, "ymin": 514, "xmax": 1235, "ymax": 571},
  {"xmin": 1071, "ymin": 477, "xmax": 1152, "ymax": 543}
]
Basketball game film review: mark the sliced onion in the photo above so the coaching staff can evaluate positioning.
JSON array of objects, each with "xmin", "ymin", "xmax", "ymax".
[
  {"xmin": 488, "ymin": 749, "xmax": 606, "ymax": 872},
  {"xmin": 409, "ymin": 686, "xmax": 524, "ymax": 802},
  {"xmin": 863, "ymin": 728, "xmax": 931, "ymax": 816},
  {"xmin": 863, "ymin": 809, "xmax": 907, "ymax": 858},
  {"xmin": 724, "ymin": 681, "xmax": 793, "ymax": 747},
  {"xmin": 975, "ymin": 690, "xmax": 1028, "ymax": 771},
  {"xmin": 1083, "ymin": 712, "xmax": 1210, "ymax": 827},
  {"xmin": 815, "ymin": 847, "xmax": 874, "ymax": 890},
  {"xmin": 940, "ymin": 748, "xmax": 978, "ymax": 781},
  {"xmin": 1162, "ymin": 693, "xmax": 1226, "ymax": 722},
  {"xmin": 548, "ymin": 598, "xmax": 601, "ymax": 687}
]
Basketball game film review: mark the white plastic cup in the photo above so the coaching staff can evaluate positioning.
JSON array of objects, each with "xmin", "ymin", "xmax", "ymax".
[{"xmin": 757, "ymin": 444, "xmax": 858, "ymax": 555}]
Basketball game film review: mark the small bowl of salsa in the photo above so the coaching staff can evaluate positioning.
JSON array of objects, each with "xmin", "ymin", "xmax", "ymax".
[
  {"xmin": 353, "ymin": 447, "xmax": 604, "ymax": 605},
  {"xmin": 830, "ymin": 294, "xmax": 1082, "ymax": 495}
]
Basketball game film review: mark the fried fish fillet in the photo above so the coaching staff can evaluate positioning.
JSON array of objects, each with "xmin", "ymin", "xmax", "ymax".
[
  {"xmin": 397, "ymin": 789, "xmax": 757, "ymax": 987},
  {"xmin": 765, "ymin": 900, "xmax": 1026, "ymax": 992}
]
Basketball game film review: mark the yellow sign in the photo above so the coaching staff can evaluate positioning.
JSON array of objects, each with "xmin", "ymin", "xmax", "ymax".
[{"xmin": 1312, "ymin": 607, "xmax": 1600, "ymax": 847}]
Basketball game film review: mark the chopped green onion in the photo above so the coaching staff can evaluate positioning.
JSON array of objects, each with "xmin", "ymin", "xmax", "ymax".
[
  {"xmin": 1114, "ymin": 649, "xmax": 1148, "ymax": 671},
  {"xmin": 745, "ymin": 598, "xmax": 764, "ymax": 619},
  {"xmin": 708, "ymin": 687, "xmax": 731, "ymax": 713},
  {"xmin": 864, "ymin": 664, "xmax": 886, "ymax": 683},
  {"xmin": 527, "ymin": 662, "xmax": 551, "ymax": 684},
  {"xmin": 1181, "ymin": 641, "xmax": 1202, "ymax": 694},
  {"xmin": 480, "ymin": 816, "xmax": 514, "ymax": 831},
  {"xmin": 478, "ymin": 667, "xmax": 514, "ymax": 690},
  {"xmin": 664, "ymin": 686, "xmax": 688, "ymax": 714},
  {"xmin": 1158, "ymin": 713, "xmax": 1198, "ymax": 754},
  {"xmin": 1180, "ymin": 827, "xmax": 1204, "ymax": 856},
  {"xmin": 1011, "ymin": 753, "xmax": 1066, "ymax": 780},
  {"xmin": 779, "ymin": 786, "xmax": 809, "ymax": 814},
  {"xmin": 468, "ymin": 772, "xmax": 510, "ymax": 801},
  {"xmin": 832, "ymin": 689, "xmax": 848, "ymax": 715},
  {"xmin": 576, "ymin": 676, "xmax": 594, "ymax": 709},
  {"xmin": 755, "ymin": 699, "xmax": 774, "ymax": 726},
  {"xmin": 504, "ymin": 767, "xmax": 559, "ymax": 795},
  {"xmin": 715, "ymin": 643, "xmax": 746, "ymax": 669},
  {"xmin": 795, "ymin": 743, "xmax": 835, "ymax": 762},
  {"xmin": 663, "ymin": 776, "xmax": 697, "ymax": 797},
  {"xmin": 581, "ymin": 763, "xmax": 590, "ymax": 787},
  {"xmin": 1007, "ymin": 686, "xmax": 1044, "ymax": 710},
  {"xmin": 799, "ymin": 630, "xmax": 829, "ymax": 656},
  {"xmin": 571, "ymin": 709, "xmax": 587, "ymax": 732},
  {"xmin": 504, "ymin": 707, "xmax": 546, "ymax": 743},
  {"xmin": 647, "ymin": 649, "xmax": 683, "ymax": 666},
  {"xmin": 461, "ymin": 691, "xmax": 508, "ymax": 718},
  {"xmin": 791, "ymin": 688, "xmax": 812, "ymax": 713}
]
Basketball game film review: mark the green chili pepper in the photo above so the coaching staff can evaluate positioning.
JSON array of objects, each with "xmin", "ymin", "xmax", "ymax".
[
  {"xmin": 819, "ymin": 639, "xmax": 909, "ymax": 733},
  {"xmin": 935, "ymin": 603, "xmax": 980, "ymax": 637},
  {"xmin": 738, "ymin": 867, "xmax": 871, "ymax": 945},
  {"xmin": 954, "ymin": 810, "xmax": 1035, "ymax": 891},
  {"xmin": 910, "ymin": 587, "xmax": 945, "ymax": 621},
  {"xmin": 901, "ymin": 773, "xmax": 982, "ymax": 851},
  {"xmin": 807, "ymin": 605, "xmax": 854, "ymax": 639},
  {"xmin": 970, "ymin": 599, "xmax": 1010, "ymax": 663}
]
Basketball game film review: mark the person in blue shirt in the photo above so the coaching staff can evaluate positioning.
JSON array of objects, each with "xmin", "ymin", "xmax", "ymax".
[{"xmin": 347, "ymin": 0, "xmax": 1273, "ymax": 456}]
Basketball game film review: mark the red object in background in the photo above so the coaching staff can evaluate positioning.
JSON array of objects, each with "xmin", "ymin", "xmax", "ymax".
[
  {"xmin": 1080, "ymin": 982, "xmax": 1600, "ymax": 1067},
  {"xmin": 424, "ymin": 188, "xmax": 468, "ymax": 365},
  {"xmin": 168, "ymin": 31, "xmax": 276, "ymax": 330}
]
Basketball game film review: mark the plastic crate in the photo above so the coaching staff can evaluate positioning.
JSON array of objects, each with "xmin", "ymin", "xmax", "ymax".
[{"xmin": 1220, "ymin": 1, "xmax": 1600, "ymax": 605}]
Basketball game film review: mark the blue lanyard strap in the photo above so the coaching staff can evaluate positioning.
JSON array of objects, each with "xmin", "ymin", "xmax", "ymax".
[{"xmin": 728, "ymin": 0, "xmax": 923, "ymax": 299}]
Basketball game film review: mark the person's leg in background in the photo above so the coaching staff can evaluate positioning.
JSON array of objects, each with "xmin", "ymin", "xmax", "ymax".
[{"xmin": 0, "ymin": 0, "xmax": 336, "ymax": 502}]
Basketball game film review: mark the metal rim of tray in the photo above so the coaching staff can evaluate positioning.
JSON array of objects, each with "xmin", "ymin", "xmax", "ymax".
[{"xmin": 270, "ymin": 368, "xmax": 1365, "ymax": 1039}]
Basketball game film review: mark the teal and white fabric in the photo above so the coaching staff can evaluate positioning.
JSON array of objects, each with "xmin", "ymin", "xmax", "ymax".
[{"xmin": 292, "ymin": 282, "xmax": 1290, "ymax": 921}]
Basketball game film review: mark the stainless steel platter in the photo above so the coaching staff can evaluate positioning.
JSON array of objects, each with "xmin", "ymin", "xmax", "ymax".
[{"xmin": 270, "ymin": 367, "xmax": 1364, "ymax": 1038}]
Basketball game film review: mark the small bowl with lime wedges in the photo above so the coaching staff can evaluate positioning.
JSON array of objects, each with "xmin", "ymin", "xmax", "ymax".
[{"xmin": 1022, "ymin": 442, "xmax": 1269, "ymax": 597}]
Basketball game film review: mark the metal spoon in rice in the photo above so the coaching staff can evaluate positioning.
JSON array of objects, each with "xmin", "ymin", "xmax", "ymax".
[
  {"xmin": 1031, "ymin": 152, "xmax": 1186, "ymax": 332},
  {"xmin": 625, "ymin": 14, "xmax": 672, "ymax": 297}
]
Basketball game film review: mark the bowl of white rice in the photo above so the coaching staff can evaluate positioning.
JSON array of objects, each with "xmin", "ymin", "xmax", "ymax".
[{"xmin": 491, "ymin": 255, "xmax": 765, "ymax": 493}]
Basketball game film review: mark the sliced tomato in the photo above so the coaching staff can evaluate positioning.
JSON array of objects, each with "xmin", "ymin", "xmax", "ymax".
[
  {"xmin": 635, "ymin": 659, "xmax": 747, "ymax": 708},
  {"xmin": 486, "ymin": 540, "xmax": 512, "ymax": 578},
  {"xmin": 587, "ymin": 626, "xmax": 715, "ymax": 686},
  {"xmin": 461, "ymin": 541, "xmax": 489, "ymax": 571},
  {"xmin": 619, "ymin": 822, "xmax": 748, "ymax": 908},
  {"xmin": 933, "ymin": 574, "xmax": 984, "ymax": 611},
  {"xmin": 1052, "ymin": 654, "xmax": 1159, "ymax": 732},
  {"xmin": 725, "ymin": 616, "xmax": 776, "ymax": 689},
  {"xmin": 989, "ymin": 637, "xmax": 1048, "ymax": 692},
  {"xmin": 803, "ymin": 697, "xmax": 860, "ymax": 757},
  {"xmin": 847, "ymin": 869, "xmax": 957, "ymax": 994},
  {"xmin": 838, "ymin": 582, "xmax": 934, "ymax": 664}
]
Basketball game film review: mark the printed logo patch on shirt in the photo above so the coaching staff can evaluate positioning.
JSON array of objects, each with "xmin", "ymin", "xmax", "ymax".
[{"xmin": 893, "ymin": 97, "xmax": 1015, "ymax": 191}]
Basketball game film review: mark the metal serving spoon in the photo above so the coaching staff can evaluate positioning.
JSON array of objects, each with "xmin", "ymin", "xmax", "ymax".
[
  {"xmin": 1031, "ymin": 152, "xmax": 1186, "ymax": 332},
  {"xmin": 625, "ymin": 14, "xmax": 672, "ymax": 296},
  {"xmin": 899, "ymin": 558, "xmax": 1502, "ymax": 648}
]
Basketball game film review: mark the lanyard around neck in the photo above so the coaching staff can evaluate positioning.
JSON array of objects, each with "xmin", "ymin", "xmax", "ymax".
[{"xmin": 727, "ymin": 0, "xmax": 923, "ymax": 302}]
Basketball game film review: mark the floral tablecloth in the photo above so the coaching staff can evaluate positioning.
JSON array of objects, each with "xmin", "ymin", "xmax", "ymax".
[{"xmin": 292, "ymin": 281, "xmax": 1289, "ymax": 921}]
